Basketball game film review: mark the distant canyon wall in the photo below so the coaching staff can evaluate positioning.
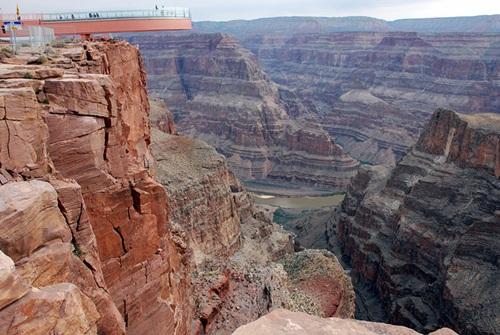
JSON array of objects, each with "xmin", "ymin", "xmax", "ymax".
[
  {"xmin": 194, "ymin": 15, "xmax": 500, "ymax": 35},
  {"xmin": 126, "ymin": 32, "xmax": 359, "ymax": 190},
  {"xmin": 238, "ymin": 31, "xmax": 500, "ymax": 164}
]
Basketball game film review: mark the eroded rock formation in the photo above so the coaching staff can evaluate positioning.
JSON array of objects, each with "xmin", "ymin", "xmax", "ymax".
[
  {"xmin": 280, "ymin": 249, "xmax": 355, "ymax": 319},
  {"xmin": 0, "ymin": 41, "xmax": 361, "ymax": 335},
  {"xmin": 127, "ymin": 32, "xmax": 359, "ymax": 190},
  {"xmin": 333, "ymin": 109, "xmax": 500, "ymax": 335},
  {"xmin": 151, "ymin": 121, "xmax": 295, "ymax": 334},
  {"xmin": 238, "ymin": 32, "xmax": 500, "ymax": 164},
  {"xmin": 0, "ymin": 41, "xmax": 191, "ymax": 335},
  {"xmin": 3, "ymin": 37, "xmax": 490, "ymax": 335}
]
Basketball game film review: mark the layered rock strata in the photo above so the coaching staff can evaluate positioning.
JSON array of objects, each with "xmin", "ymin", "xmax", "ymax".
[
  {"xmin": 194, "ymin": 15, "xmax": 500, "ymax": 35},
  {"xmin": 151, "ymin": 125, "xmax": 296, "ymax": 334},
  {"xmin": 127, "ymin": 32, "xmax": 359, "ymax": 190},
  {"xmin": 0, "ymin": 41, "xmax": 362, "ymax": 335},
  {"xmin": 333, "ymin": 109, "xmax": 500, "ymax": 334},
  {"xmin": 238, "ymin": 32, "xmax": 500, "ymax": 164},
  {"xmin": 0, "ymin": 41, "xmax": 191, "ymax": 334}
]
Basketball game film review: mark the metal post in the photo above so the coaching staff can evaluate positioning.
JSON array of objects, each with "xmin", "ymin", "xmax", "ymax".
[{"xmin": 10, "ymin": 27, "xmax": 16, "ymax": 54}]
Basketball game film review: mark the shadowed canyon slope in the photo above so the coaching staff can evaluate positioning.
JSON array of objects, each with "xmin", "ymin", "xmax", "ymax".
[
  {"xmin": 126, "ymin": 32, "xmax": 359, "ymax": 190},
  {"xmin": 331, "ymin": 109, "xmax": 500, "ymax": 335}
]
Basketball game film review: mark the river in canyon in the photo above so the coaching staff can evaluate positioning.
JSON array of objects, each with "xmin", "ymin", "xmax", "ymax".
[{"xmin": 252, "ymin": 193, "xmax": 345, "ymax": 210}]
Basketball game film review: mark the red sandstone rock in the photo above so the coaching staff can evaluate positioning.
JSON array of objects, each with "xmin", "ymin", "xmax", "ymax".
[
  {"xmin": 233, "ymin": 309, "xmax": 423, "ymax": 335},
  {"xmin": 0, "ymin": 179, "xmax": 125, "ymax": 334},
  {"xmin": 150, "ymin": 97, "xmax": 177, "ymax": 134},
  {"xmin": 50, "ymin": 41, "xmax": 192, "ymax": 335},
  {"xmin": 0, "ymin": 251, "xmax": 29, "ymax": 309},
  {"xmin": 0, "ymin": 181, "xmax": 71, "ymax": 261},
  {"xmin": 428, "ymin": 329, "xmax": 459, "ymax": 335},
  {"xmin": 0, "ymin": 283, "xmax": 99, "ymax": 335},
  {"xmin": 0, "ymin": 88, "xmax": 50, "ymax": 178},
  {"xmin": 0, "ymin": 64, "xmax": 64, "ymax": 80},
  {"xmin": 0, "ymin": 41, "xmax": 190, "ymax": 335}
]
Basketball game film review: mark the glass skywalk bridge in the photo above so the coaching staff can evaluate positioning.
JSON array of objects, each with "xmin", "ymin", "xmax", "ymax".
[
  {"xmin": 2, "ymin": 8, "xmax": 191, "ymax": 22},
  {"xmin": 0, "ymin": 8, "xmax": 192, "ymax": 38}
]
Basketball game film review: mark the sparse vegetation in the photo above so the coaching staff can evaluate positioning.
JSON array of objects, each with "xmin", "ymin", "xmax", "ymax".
[
  {"xmin": 71, "ymin": 241, "xmax": 82, "ymax": 257},
  {"xmin": 28, "ymin": 55, "xmax": 48, "ymax": 65},
  {"xmin": 0, "ymin": 46, "xmax": 13, "ymax": 59},
  {"xmin": 43, "ymin": 46, "xmax": 58, "ymax": 57},
  {"xmin": 23, "ymin": 72, "xmax": 34, "ymax": 79},
  {"xmin": 51, "ymin": 39, "xmax": 69, "ymax": 48}
]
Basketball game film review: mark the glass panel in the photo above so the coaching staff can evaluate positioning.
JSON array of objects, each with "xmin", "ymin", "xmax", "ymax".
[{"xmin": 1, "ymin": 8, "xmax": 191, "ymax": 22}]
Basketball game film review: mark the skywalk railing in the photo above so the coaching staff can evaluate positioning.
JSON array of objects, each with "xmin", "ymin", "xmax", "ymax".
[{"xmin": 1, "ymin": 8, "xmax": 191, "ymax": 22}]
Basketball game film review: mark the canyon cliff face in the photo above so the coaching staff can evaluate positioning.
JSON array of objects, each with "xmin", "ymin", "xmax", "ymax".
[
  {"xmin": 150, "ymin": 102, "xmax": 358, "ymax": 334},
  {"xmin": 0, "ymin": 41, "xmax": 192, "ymax": 334},
  {"xmin": 127, "ymin": 32, "xmax": 359, "ymax": 190},
  {"xmin": 236, "ymin": 32, "xmax": 500, "ymax": 164},
  {"xmin": 332, "ymin": 109, "xmax": 500, "ymax": 335},
  {"xmin": 0, "ymin": 41, "xmax": 359, "ymax": 335}
]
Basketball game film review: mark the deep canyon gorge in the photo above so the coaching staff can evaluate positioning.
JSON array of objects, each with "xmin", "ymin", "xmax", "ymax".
[{"xmin": 0, "ymin": 13, "xmax": 498, "ymax": 335}]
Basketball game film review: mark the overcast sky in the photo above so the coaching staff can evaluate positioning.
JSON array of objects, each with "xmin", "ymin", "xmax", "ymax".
[{"xmin": 1, "ymin": 0, "xmax": 499, "ymax": 21}]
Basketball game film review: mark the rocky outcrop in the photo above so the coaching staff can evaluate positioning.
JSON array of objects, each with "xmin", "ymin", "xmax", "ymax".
[
  {"xmin": 0, "ymin": 41, "xmax": 192, "ymax": 335},
  {"xmin": 127, "ymin": 32, "xmax": 359, "ymax": 190},
  {"xmin": 150, "ymin": 97, "xmax": 176, "ymax": 135},
  {"xmin": 237, "ymin": 32, "xmax": 500, "ymax": 164},
  {"xmin": 333, "ymin": 109, "xmax": 500, "ymax": 335},
  {"xmin": 150, "ymin": 100, "xmax": 357, "ymax": 333},
  {"xmin": 232, "ymin": 309, "xmax": 459, "ymax": 335},
  {"xmin": 152, "ymin": 128, "xmax": 242, "ymax": 265},
  {"xmin": 0, "ymin": 254, "xmax": 99, "ymax": 335},
  {"xmin": 151, "ymin": 123, "xmax": 296, "ymax": 334},
  {"xmin": 280, "ymin": 250, "xmax": 355, "ymax": 319}
]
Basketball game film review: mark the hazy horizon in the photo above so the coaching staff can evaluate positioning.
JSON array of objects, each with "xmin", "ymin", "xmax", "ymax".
[{"xmin": 0, "ymin": 0, "xmax": 499, "ymax": 22}]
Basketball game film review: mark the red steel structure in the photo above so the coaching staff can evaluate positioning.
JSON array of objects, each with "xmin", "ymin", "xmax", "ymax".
[{"xmin": 0, "ymin": 8, "xmax": 192, "ymax": 38}]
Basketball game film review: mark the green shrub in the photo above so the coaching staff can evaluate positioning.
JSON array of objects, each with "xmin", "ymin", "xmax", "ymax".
[
  {"xmin": 71, "ymin": 241, "xmax": 82, "ymax": 257},
  {"xmin": 51, "ymin": 40, "xmax": 67, "ymax": 48},
  {"xmin": 27, "ymin": 55, "xmax": 48, "ymax": 65},
  {"xmin": 0, "ymin": 47, "xmax": 13, "ymax": 58}
]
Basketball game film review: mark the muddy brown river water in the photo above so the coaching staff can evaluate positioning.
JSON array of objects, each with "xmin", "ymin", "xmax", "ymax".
[{"xmin": 252, "ymin": 193, "xmax": 345, "ymax": 209}]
